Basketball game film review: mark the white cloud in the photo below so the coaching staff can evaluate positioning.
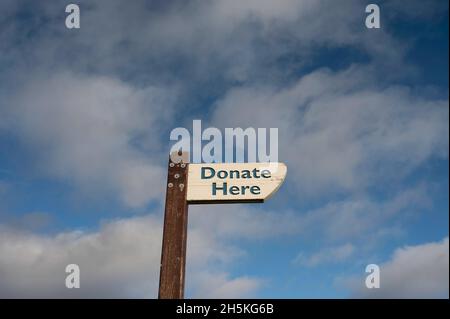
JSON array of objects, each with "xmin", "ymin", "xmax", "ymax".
[
  {"xmin": 2, "ymin": 72, "xmax": 174, "ymax": 208},
  {"xmin": 340, "ymin": 237, "xmax": 449, "ymax": 298},
  {"xmin": 0, "ymin": 215, "xmax": 164, "ymax": 298},
  {"xmin": 0, "ymin": 0, "xmax": 407, "ymax": 85},
  {"xmin": 210, "ymin": 66, "xmax": 449, "ymax": 197},
  {"xmin": 294, "ymin": 243, "xmax": 355, "ymax": 267},
  {"xmin": 294, "ymin": 185, "xmax": 430, "ymax": 242},
  {"xmin": 0, "ymin": 213, "xmax": 265, "ymax": 298}
]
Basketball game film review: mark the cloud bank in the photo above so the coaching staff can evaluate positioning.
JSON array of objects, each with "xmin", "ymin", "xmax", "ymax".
[
  {"xmin": 341, "ymin": 237, "xmax": 449, "ymax": 298},
  {"xmin": 0, "ymin": 0, "xmax": 447, "ymax": 298}
]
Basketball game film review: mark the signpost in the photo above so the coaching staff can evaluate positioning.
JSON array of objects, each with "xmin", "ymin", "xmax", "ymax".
[{"xmin": 158, "ymin": 152, "xmax": 287, "ymax": 299}]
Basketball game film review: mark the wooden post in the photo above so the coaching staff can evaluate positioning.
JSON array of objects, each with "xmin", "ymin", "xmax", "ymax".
[{"xmin": 158, "ymin": 151, "xmax": 189, "ymax": 299}]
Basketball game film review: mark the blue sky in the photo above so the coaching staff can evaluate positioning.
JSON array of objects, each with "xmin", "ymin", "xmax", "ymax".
[{"xmin": 0, "ymin": 0, "xmax": 448, "ymax": 298}]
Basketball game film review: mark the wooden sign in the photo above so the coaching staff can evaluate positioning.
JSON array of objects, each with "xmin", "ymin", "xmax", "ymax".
[
  {"xmin": 186, "ymin": 163, "xmax": 287, "ymax": 204},
  {"xmin": 159, "ymin": 152, "xmax": 287, "ymax": 299}
]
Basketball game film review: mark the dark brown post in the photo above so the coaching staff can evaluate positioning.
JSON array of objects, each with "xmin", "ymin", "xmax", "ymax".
[{"xmin": 158, "ymin": 151, "xmax": 189, "ymax": 299}]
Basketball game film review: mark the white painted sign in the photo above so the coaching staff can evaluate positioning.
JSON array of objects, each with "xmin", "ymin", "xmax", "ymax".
[{"xmin": 186, "ymin": 163, "xmax": 287, "ymax": 203}]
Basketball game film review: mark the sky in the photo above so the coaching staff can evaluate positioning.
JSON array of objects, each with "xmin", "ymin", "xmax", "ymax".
[{"xmin": 0, "ymin": 0, "xmax": 448, "ymax": 298}]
